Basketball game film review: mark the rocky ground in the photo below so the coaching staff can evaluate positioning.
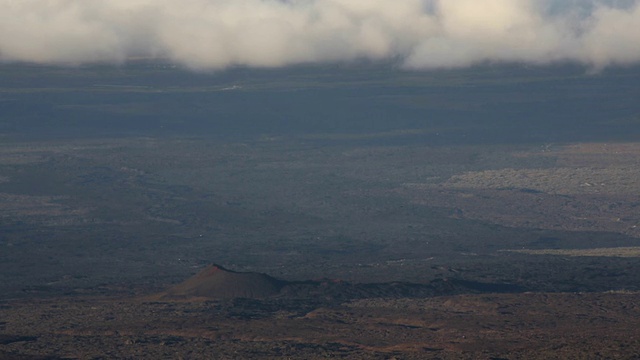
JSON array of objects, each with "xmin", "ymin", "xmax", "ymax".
[{"xmin": 1, "ymin": 291, "xmax": 639, "ymax": 359}]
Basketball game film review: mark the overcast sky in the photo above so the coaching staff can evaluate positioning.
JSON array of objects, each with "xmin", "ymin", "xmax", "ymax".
[{"xmin": 1, "ymin": 0, "xmax": 639, "ymax": 70}]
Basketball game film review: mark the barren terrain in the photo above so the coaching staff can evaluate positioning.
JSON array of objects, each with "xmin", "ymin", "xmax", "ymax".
[
  {"xmin": 2, "ymin": 291, "xmax": 640, "ymax": 359},
  {"xmin": 2, "ymin": 63, "xmax": 640, "ymax": 358},
  {"xmin": 2, "ymin": 137, "xmax": 640, "ymax": 358}
]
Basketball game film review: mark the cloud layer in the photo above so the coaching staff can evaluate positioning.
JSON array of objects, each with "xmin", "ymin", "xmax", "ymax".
[{"xmin": 1, "ymin": 0, "xmax": 639, "ymax": 70}]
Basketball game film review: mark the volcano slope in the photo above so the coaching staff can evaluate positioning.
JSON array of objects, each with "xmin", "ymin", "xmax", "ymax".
[{"xmin": 153, "ymin": 264, "xmax": 287, "ymax": 300}]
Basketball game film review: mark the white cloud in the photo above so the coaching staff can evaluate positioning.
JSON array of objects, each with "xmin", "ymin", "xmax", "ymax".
[{"xmin": 0, "ymin": 0, "xmax": 638, "ymax": 70}]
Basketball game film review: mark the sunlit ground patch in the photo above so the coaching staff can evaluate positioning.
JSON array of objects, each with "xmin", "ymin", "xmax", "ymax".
[{"xmin": 503, "ymin": 247, "xmax": 640, "ymax": 257}]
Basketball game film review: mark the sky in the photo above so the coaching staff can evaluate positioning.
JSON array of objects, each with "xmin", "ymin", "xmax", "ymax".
[{"xmin": 1, "ymin": 0, "xmax": 639, "ymax": 70}]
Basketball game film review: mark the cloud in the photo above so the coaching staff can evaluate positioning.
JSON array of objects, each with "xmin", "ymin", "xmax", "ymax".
[{"xmin": 0, "ymin": 0, "xmax": 639, "ymax": 70}]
